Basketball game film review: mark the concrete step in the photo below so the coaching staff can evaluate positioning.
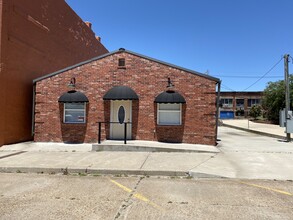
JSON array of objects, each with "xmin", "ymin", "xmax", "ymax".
[{"xmin": 92, "ymin": 140, "xmax": 220, "ymax": 153}]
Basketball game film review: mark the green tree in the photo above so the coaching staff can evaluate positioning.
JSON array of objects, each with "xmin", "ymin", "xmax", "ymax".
[
  {"xmin": 249, "ymin": 105, "xmax": 262, "ymax": 119},
  {"xmin": 262, "ymin": 75, "xmax": 293, "ymax": 123}
]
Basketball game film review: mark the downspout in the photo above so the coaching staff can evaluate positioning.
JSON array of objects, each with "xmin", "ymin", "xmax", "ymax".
[
  {"xmin": 31, "ymin": 83, "xmax": 36, "ymax": 137},
  {"xmin": 215, "ymin": 80, "xmax": 221, "ymax": 144}
]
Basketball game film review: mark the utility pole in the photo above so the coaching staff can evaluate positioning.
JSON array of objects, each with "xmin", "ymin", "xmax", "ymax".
[{"xmin": 284, "ymin": 54, "xmax": 290, "ymax": 142}]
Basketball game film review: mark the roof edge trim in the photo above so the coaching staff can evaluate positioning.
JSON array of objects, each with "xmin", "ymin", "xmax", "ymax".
[
  {"xmin": 124, "ymin": 50, "xmax": 220, "ymax": 83},
  {"xmin": 33, "ymin": 50, "xmax": 121, "ymax": 83},
  {"xmin": 33, "ymin": 49, "xmax": 220, "ymax": 83}
]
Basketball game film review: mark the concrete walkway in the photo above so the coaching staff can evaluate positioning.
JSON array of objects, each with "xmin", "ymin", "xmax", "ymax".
[
  {"xmin": 222, "ymin": 119, "xmax": 286, "ymax": 139},
  {"xmin": 0, "ymin": 141, "xmax": 219, "ymax": 177},
  {"xmin": 1, "ymin": 123, "xmax": 293, "ymax": 180}
]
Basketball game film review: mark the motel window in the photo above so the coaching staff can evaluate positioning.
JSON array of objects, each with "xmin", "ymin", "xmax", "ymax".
[
  {"xmin": 248, "ymin": 99, "xmax": 261, "ymax": 107},
  {"xmin": 221, "ymin": 98, "xmax": 233, "ymax": 108},
  {"xmin": 157, "ymin": 103, "xmax": 182, "ymax": 125},
  {"xmin": 64, "ymin": 103, "xmax": 86, "ymax": 123}
]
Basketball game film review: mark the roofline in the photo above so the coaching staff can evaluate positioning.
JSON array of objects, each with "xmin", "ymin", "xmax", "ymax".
[
  {"xmin": 33, "ymin": 49, "xmax": 220, "ymax": 83},
  {"xmin": 220, "ymin": 91, "xmax": 264, "ymax": 93},
  {"xmin": 33, "ymin": 50, "xmax": 119, "ymax": 83},
  {"xmin": 125, "ymin": 49, "xmax": 220, "ymax": 83}
]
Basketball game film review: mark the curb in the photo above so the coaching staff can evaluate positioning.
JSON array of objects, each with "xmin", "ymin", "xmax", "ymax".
[
  {"xmin": 222, "ymin": 124, "xmax": 285, "ymax": 140},
  {"xmin": 0, "ymin": 167, "xmax": 189, "ymax": 177},
  {"xmin": 92, "ymin": 144, "xmax": 219, "ymax": 153},
  {"xmin": 188, "ymin": 171, "xmax": 227, "ymax": 179}
]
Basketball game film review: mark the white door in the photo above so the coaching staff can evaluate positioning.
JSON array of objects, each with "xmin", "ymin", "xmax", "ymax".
[{"xmin": 110, "ymin": 100, "xmax": 132, "ymax": 139}]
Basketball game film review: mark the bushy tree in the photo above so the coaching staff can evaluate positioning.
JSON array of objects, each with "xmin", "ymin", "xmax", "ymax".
[
  {"xmin": 262, "ymin": 75, "xmax": 293, "ymax": 123},
  {"xmin": 249, "ymin": 105, "xmax": 262, "ymax": 119}
]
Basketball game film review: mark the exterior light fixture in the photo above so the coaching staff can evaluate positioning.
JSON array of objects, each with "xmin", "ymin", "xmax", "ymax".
[
  {"xmin": 167, "ymin": 77, "xmax": 174, "ymax": 89},
  {"xmin": 68, "ymin": 77, "xmax": 76, "ymax": 89}
]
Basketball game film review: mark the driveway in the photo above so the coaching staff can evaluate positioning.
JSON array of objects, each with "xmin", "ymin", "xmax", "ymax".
[{"xmin": 190, "ymin": 126, "xmax": 293, "ymax": 180}]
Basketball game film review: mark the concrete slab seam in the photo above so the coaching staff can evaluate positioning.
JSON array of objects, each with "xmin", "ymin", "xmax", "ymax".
[
  {"xmin": 139, "ymin": 153, "xmax": 151, "ymax": 170},
  {"xmin": 189, "ymin": 153, "xmax": 217, "ymax": 171},
  {"xmin": 0, "ymin": 151, "xmax": 27, "ymax": 159}
]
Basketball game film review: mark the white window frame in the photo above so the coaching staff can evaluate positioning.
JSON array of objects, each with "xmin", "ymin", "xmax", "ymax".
[
  {"xmin": 63, "ymin": 103, "xmax": 86, "ymax": 124},
  {"xmin": 248, "ymin": 99, "xmax": 261, "ymax": 107},
  {"xmin": 157, "ymin": 103, "xmax": 182, "ymax": 126},
  {"xmin": 221, "ymin": 98, "xmax": 233, "ymax": 108}
]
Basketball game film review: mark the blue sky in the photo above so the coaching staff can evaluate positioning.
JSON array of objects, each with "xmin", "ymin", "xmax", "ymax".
[{"xmin": 66, "ymin": 0, "xmax": 293, "ymax": 91}]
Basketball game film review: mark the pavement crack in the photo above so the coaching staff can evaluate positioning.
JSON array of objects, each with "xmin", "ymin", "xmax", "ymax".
[
  {"xmin": 139, "ymin": 152, "xmax": 151, "ymax": 170},
  {"xmin": 0, "ymin": 151, "xmax": 27, "ymax": 160},
  {"xmin": 190, "ymin": 153, "xmax": 217, "ymax": 170},
  {"xmin": 113, "ymin": 176, "xmax": 144, "ymax": 220}
]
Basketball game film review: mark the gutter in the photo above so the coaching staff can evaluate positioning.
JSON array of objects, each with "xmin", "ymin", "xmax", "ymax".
[
  {"xmin": 31, "ymin": 83, "xmax": 36, "ymax": 137},
  {"xmin": 215, "ymin": 81, "xmax": 221, "ymax": 144}
]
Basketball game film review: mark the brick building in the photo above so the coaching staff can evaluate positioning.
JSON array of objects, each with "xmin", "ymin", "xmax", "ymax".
[
  {"xmin": 33, "ymin": 49, "xmax": 221, "ymax": 145},
  {"xmin": 0, "ymin": 0, "xmax": 108, "ymax": 146},
  {"xmin": 220, "ymin": 91, "xmax": 263, "ymax": 119}
]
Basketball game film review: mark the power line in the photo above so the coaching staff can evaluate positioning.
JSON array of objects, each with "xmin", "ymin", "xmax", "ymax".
[
  {"xmin": 214, "ymin": 75, "xmax": 282, "ymax": 78},
  {"xmin": 221, "ymin": 83, "xmax": 236, "ymax": 92},
  {"xmin": 242, "ymin": 57, "xmax": 284, "ymax": 91}
]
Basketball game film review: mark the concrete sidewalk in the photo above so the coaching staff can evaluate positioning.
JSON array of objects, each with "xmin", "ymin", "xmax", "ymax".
[
  {"xmin": 0, "ymin": 141, "xmax": 219, "ymax": 177},
  {"xmin": 1, "ymin": 125, "xmax": 293, "ymax": 180},
  {"xmin": 222, "ymin": 119, "xmax": 286, "ymax": 139}
]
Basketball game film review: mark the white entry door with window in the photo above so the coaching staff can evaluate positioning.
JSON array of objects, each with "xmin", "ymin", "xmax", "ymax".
[{"xmin": 110, "ymin": 100, "xmax": 132, "ymax": 139}]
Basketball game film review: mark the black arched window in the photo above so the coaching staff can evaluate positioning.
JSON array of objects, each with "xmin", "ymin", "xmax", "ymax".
[
  {"xmin": 58, "ymin": 90, "xmax": 89, "ymax": 124},
  {"xmin": 155, "ymin": 90, "xmax": 186, "ymax": 126},
  {"xmin": 63, "ymin": 103, "xmax": 86, "ymax": 123}
]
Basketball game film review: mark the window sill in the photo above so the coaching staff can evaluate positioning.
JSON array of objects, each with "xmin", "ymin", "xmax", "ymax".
[
  {"xmin": 157, "ymin": 124, "xmax": 182, "ymax": 126},
  {"xmin": 117, "ymin": 66, "xmax": 126, "ymax": 69},
  {"xmin": 63, "ymin": 122, "xmax": 86, "ymax": 125}
]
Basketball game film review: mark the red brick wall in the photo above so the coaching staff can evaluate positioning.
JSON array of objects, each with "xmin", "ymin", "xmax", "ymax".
[
  {"xmin": 0, "ymin": 0, "xmax": 4, "ymax": 146},
  {"xmin": 34, "ymin": 51, "xmax": 218, "ymax": 145},
  {"xmin": 0, "ymin": 0, "xmax": 108, "ymax": 146}
]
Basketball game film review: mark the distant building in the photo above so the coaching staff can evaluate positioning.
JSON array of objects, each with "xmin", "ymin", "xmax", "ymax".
[
  {"xmin": 0, "ymin": 0, "xmax": 108, "ymax": 146},
  {"xmin": 219, "ymin": 91, "xmax": 263, "ymax": 119}
]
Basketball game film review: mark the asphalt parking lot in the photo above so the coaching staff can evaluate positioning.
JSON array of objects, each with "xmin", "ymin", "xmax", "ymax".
[{"xmin": 0, "ymin": 173, "xmax": 292, "ymax": 220}]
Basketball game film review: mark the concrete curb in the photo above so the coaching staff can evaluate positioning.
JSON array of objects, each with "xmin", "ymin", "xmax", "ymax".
[
  {"xmin": 92, "ymin": 144, "xmax": 219, "ymax": 153},
  {"xmin": 0, "ymin": 167, "xmax": 189, "ymax": 177},
  {"xmin": 222, "ymin": 124, "xmax": 286, "ymax": 140},
  {"xmin": 188, "ymin": 171, "xmax": 227, "ymax": 179}
]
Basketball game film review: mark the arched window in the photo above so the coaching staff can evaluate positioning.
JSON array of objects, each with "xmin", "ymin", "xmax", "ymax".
[
  {"xmin": 58, "ymin": 90, "xmax": 89, "ymax": 123},
  {"xmin": 155, "ymin": 90, "xmax": 186, "ymax": 125}
]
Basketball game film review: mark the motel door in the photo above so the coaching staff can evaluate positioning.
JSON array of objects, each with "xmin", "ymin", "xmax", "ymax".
[{"xmin": 110, "ymin": 100, "xmax": 132, "ymax": 140}]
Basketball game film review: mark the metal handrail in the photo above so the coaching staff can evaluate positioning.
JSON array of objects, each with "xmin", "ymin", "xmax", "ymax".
[{"xmin": 97, "ymin": 121, "xmax": 132, "ymax": 144}]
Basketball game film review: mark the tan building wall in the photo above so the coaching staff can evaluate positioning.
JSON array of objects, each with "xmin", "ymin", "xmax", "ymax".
[{"xmin": 0, "ymin": 0, "xmax": 108, "ymax": 146}]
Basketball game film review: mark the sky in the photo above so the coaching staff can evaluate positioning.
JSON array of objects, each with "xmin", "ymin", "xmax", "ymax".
[{"xmin": 66, "ymin": 0, "xmax": 293, "ymax": 92}]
